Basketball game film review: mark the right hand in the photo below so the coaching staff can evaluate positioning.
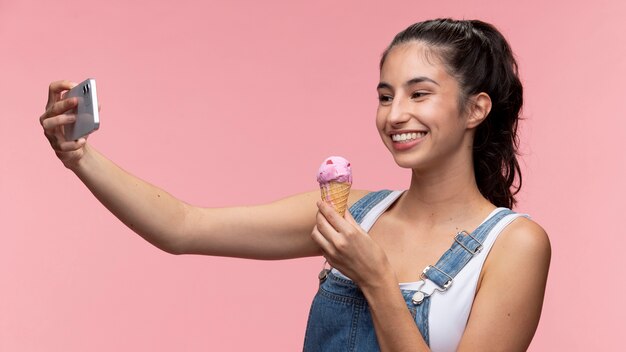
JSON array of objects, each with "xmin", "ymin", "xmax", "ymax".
[{"xmin": 40, "ymin": 80, "xmax": 89, "ymax": 169}]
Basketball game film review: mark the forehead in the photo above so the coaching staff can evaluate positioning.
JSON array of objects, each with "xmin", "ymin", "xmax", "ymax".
[{"xmin": 379, "ymin": 42, "xmax": 455, "ymax": 88}]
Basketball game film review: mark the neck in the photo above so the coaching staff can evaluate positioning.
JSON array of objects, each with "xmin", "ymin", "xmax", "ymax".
[{"xmin": 396, "ymin": 154, "xmax": 494, "ymax": 227}]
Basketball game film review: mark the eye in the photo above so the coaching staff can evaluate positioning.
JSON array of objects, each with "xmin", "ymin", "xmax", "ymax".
[
  {"xmin": 411, "ymin": 91, "xmax": 428, "ymax": 99},
  {"xmin": 378, "ymin": 94, "xmax": 393, "ymax": 105}
]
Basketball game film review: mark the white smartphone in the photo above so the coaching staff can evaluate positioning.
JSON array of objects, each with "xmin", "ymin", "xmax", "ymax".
[{"xmin": 64, "ymin": 78, "xmax": 100, "ymax": 141}]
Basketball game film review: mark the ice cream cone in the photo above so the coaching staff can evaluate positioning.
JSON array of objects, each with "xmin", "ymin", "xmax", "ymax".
[
  {"xmin": 317, "ymin": 156, "xmax": 353, "ymax": 216},
  {"xmin": 320, "ymin": 181, "xmax": 351, "ymax": 216}
]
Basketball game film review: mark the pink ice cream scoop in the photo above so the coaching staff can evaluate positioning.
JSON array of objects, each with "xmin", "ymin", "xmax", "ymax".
[
  {"xmin": 317, "ymin": 156, "xmax": 352, "ymax": 216},
  {"xmin": 317, "ymin": 156, "xmax": 353, "ymax": 184}
]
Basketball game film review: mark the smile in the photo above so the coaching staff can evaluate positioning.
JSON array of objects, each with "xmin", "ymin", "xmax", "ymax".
[{"xmin": 391, "ymin": 132, "xmax": 427, "ymax": 143}]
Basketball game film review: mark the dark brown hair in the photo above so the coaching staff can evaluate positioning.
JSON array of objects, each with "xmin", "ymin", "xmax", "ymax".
[{"xmin": 380, "ymin": 19, "xmax": 523, "ymax": 209}]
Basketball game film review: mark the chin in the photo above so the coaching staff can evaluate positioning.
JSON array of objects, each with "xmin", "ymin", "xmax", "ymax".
[
  {"xmin": 389, "ymin": 151, "xmax": 424, "ymax": 170},
  {"xmin": 382, "ymin": 137, "xmax": 431, "ymax": 170},
  {"xmin": 386, "ymin": 144, "xmax": 440, "ymax": 171}
]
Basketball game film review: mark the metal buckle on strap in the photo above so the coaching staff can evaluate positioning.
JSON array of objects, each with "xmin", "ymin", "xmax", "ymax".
[
  {"xmin": 421, "ymin": 265, "xmax": 453, "ymax": 291},
  {"xmin": 454, "ymin": 230, "xmax": 483, "ymax": 255},
  {"xmin": 411, "ymin": 280, "xmax": 429, "ymax": 305},
  {"xmin": 318, "ymin": 260, "xmax": 331, "ymax": 283}
]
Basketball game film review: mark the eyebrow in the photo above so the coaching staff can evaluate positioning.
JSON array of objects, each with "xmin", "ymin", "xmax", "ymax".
[{"xmin": 377, "ymin": 76, "xmax": 440, "ymax": 90}]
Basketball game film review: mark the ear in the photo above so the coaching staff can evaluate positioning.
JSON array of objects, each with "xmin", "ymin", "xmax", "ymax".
[{"xmin": 466, "ymin": 92, "xmax": 492, "ymax": 129}]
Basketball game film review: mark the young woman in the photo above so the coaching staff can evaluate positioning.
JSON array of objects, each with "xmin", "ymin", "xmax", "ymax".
[{"xmin": 40, "ymin": 18, "xmax": 550, "ymax": 352}]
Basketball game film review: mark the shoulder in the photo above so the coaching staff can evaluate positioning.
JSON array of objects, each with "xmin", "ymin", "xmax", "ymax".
[
  {"xmin": 495, "ymin": 216, "xmax": 551, "ymax": 261},
  {"xmin": 481, "ymin": 215, "xmax": 551, "ymax": 288},
  {"xmin": 348, "ymin": 189, "xmax": 374, "ymax": 207},
  {"xmin": 348, "ymin": 189, "xmax": 405, "ymax": 209}
]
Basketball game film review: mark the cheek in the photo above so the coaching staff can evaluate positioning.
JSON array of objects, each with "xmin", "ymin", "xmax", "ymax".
[
  {"xmin": 427, "ymin": 99, "xmax": 464, "ymax": 131},
  {"xmin": 375, "ymin": 107, "xmax": 386, "ymax": 131}
]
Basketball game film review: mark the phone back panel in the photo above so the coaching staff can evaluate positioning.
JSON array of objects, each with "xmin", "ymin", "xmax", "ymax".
[{"xmin": 64, "ymin": 78, "xmax": 99, "ymax": 141}]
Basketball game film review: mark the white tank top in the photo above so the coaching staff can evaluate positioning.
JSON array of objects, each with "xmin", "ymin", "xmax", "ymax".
[{"xmin": 332, "ymin": 190, "xmax": 528, "ymax": 351}]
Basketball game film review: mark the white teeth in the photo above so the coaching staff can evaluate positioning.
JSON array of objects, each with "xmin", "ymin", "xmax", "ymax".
[{"xmin": 391, "ymin": 132, "xmax": 426, "ymax": 142}]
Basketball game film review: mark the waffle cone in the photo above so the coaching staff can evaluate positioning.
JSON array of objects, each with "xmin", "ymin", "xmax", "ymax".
[{"xmin": 320, "ymin": 181, "xmax": 351, "ymax": 216}]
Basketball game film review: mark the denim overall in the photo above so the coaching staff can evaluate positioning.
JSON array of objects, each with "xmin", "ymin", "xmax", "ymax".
[{"xmin": 303, "ymin": 190, "xmax": 514, "ymax": 351}]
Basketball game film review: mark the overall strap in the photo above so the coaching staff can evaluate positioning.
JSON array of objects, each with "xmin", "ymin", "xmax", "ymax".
[
  {"xmin": 348, "ymin": 190, "xmax": 393, "ymax": 224},
  {"xmin": 423, "ymin": 208, "xmax": 514, "ymax": 290}
]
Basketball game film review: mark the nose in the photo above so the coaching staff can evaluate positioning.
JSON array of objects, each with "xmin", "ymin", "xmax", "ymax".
[{"xmin": 386, "ymin": 96, "xmax": 412, "ymax": 126}]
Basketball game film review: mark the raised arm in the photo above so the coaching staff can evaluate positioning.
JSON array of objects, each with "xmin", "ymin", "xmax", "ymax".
[
  {"xmin": 72, "ymin": 144, "xmax": 329, "ymax": 258},
  {"xmin": 41, "ymin": 80, "xmax": 368, "ymax": 259}
]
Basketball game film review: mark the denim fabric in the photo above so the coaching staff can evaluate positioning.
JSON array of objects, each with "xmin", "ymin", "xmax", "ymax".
[
  {"xmin": 422, "ymin": 209, "xmax": 513, "ymax": 289},
  {"xmin": 303, "ymin": 191, "xmax": 514, "ymax": 351},
  {"xmin": 303, "ymin": 271, "xmax": 428, "ymax": 352},
  {"xmin": 349, "ymin": 190, "xmax": 393, "ymax": 224}
]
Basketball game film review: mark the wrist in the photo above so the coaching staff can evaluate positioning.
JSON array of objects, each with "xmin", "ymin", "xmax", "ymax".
[
  {"xmin": 66, "ymin": 143, "xmax": 92, "ymax": 174},
  {"xmin": 359, "ymin": 260, "xmax": 398, "ymax": 295}
]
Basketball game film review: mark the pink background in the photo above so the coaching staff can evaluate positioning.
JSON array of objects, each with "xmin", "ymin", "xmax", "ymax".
[{"xmin": 1, "ymin": 0, "xmax": 624, "ymax": 350}]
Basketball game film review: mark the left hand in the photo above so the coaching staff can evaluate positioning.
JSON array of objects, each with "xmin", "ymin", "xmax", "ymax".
[{"xmin": 311, "ymin": 201, "xmax": 392, "ymax": 287}]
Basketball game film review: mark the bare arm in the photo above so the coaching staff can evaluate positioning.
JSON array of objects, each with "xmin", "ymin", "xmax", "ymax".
[
  {"xmin": 42, "ymin": 80, "xmax": 369, "ymax": 258},
  {"xmin": 73, "ymin": 146, "xmax": 369, "ymax": 258},
  {"xmin": 73, "ymin": 144, "xmax": 322, "ymax": 257},
  {"xmin": 182, "ymin": 192, "xmax": 323, "ymax": 259},
  {"xmin": 457, "ymin": 217, "xmax": 551, "ymax": 351}
]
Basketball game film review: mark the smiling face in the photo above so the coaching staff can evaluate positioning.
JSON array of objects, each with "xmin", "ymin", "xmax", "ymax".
[{"xmin": 376, "ymin": 42, "xmax": 476, "ymax": 171}]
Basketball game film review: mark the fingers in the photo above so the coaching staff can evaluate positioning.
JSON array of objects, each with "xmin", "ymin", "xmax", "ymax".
[
  {"xmin": 311, "ymin": 225, "xmax": 335, "ymax": 258},
  {"xmin": 317, "ymin": 201, "xmax": 356, "ymax": 235},
  {"xmin": 344, "ymin": 210, "xmax": 360, "ymax": 227},
  {"xmin": 41, "ymin": 111, "xmax": 75, "ymax": 130},
  {"xmin": 311, "ymin": 202, "xmax": 342, "ymax": 259},
  {"xmin": 57, "ymin": 138, "xmax": 86, "ymax": 152},
  {"xmin": 46, "ymin": 133, "xmax": 86, "ymax": 152},
  {"xmin": 315, "ymin": 208, "xmax": 342, "ymax": 244},
  {"xmin": 47, "ymin": 80, "xmax": 76, "ymax": 107},
  {"xmin": 313, "ymin": 201, "xmax": 362, "ymax": 258},
  {"xmin": 40, "ymin": 98, "xmax": 78, "ymax": 126}
]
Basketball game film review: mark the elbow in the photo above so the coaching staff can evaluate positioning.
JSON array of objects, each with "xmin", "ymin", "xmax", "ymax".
[
  {"xmin": 160, "ymin": 230, "xmax": 190, "ymax": 255},
  {"xmin": 163, "ymin": 202, "xmax": 193, "ymax": 255},
  {"xmin": 142, "ymin": 236, "xmax": 187, "ymax": 255},
  {"xmin": 142, "ymin": 223, "xmax": 190, "ymax": 256},
  {"xmin": 162, "ymin": 242, "xmax": 186, "ymax": 255}
]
